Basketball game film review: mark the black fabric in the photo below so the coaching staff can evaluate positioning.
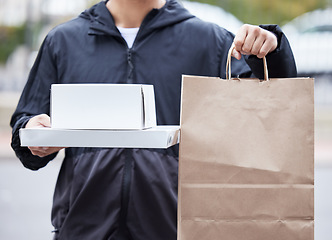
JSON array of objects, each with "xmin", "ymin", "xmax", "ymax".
[
  {"xmin": 244, "ymin": 24, "xmax": 297, "ymax": 79},
  {"xmin": 116, "ymin": 149, "xmax": 134, "ymax": 240},
  {"xmin": 10, "ymin": 0, "xmax": 297, "ymax": 239}
]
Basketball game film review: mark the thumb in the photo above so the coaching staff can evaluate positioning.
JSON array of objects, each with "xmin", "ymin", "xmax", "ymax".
[
  {"xmin": 39, "ymin": 114, "xmax": 51, "ymax": 127},
  {"xmin": 26, "ymin": 114, "xmax": 51, "ymax": 128},
  {"xmin": 232, "ymin": 48, "xmax": 242, "ymax": 60}
]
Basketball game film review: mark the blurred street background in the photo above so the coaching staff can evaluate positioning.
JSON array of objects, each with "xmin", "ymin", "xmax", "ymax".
[{"xmin": 1, "ymin": 0, "xmax": 332, "ymax": 239}]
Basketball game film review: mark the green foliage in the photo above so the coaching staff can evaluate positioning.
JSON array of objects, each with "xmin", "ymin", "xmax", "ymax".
[
  {"xmin": 190, "ymin": 0, "xmax": 327, "ymax": 25},
  {"xmin": 0, "ymin": 25, "xmax": 26, "ymax": 63}
]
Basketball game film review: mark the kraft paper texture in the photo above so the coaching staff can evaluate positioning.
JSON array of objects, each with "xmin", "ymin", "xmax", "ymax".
[{"xmin": 178, "ymin": 75, "xmax": 314, "ymax": 240}]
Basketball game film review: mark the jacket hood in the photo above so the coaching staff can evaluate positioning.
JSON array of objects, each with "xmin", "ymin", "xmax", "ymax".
[{"xmin": 80, "ymin": 0, "xmax": 195, "ymax": 36}]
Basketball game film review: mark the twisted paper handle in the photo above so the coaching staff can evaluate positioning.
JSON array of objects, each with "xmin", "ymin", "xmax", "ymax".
[{"xmin": 226, "ymin": 43, "xmax": 269, "ymax": 81}]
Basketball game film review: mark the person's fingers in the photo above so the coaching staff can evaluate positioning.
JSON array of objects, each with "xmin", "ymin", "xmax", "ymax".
[
  {"xmin": 25, "ymin": 114, "xmax": 63, "ymax": 157},
  {"xmin": 28, "ymin": 146, "xmax": 63, "ymax": 158},
  {"xmin": 231, "ymin": 48, "xmax": 242, "ymax": 60},
  {"xmin": 233, "ymin": 24, "xmax": 248, "ymax": 54},
  {"xmin": 233, "ymin": 24, "xmax": 278, "ymax": 58},
  {"xmin": 37, "ymin": 114, "xmax": 51, "ymax": 127},
  {"xmin": 257, "ymin": 32, "xmax": 278, "ymax": 58},
  {"xmin": 26, "ymin": 114, "xmax": 51, "ymax": 128},
  {"xmin": 250, "ymin": 35, "xmax": 265, "ymax": 57},
  {"xmin": 239, "ymin": 26, "xmax": 259, "ymax": 55},
  {"xmin": 28, "ymin": 147, "xmax": 48, "ymax": 157}
]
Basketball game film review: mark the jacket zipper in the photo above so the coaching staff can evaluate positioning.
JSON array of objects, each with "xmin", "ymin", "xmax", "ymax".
[
  {"xmin": 127, "ymin": 48, "xmax": 134, "ymax": 84},
  {"xmin": 116, "ymin": 149, "xmax": 133, "ymax": 238}
]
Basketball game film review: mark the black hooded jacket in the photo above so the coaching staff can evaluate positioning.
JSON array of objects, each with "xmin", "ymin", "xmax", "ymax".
[{"xmin": 10, "ymin": 1, "xmax": 297, "ymax": 239}]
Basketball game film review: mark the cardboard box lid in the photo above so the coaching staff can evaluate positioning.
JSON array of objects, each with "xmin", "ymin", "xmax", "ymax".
[{"xmin": 51, "ymin": 84, "xmax": 157, "ymax": 130}]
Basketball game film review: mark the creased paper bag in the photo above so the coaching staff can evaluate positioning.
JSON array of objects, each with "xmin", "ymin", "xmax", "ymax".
[{"xmin": 178, "ymin": 50, "xmax": 314, "ymax": 240}]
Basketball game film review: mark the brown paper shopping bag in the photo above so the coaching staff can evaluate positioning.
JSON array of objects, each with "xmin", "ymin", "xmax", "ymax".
[{"xmin": 178, "ymin": 46, "xmax": 314, "ymax": 240}]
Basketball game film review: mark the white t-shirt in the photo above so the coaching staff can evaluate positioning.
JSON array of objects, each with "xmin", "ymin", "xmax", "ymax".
[{"xmin": 117, "ymin": 27, "xmax": 139, "ymax": 48}]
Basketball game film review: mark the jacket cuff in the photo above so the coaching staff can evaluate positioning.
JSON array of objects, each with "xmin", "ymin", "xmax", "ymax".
[
  {"xmin": 259, "ymin": 24, "xmax": 282, "ymax": 50},
  {"xmin": 11, "ymin": 115, "xmax": 57, "ymax": 170}
]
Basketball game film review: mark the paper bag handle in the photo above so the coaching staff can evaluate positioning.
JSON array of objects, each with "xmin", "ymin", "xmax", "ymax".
[{"xmin": 226, "ymin": 43, "xmax": 269, "ymax": 81}]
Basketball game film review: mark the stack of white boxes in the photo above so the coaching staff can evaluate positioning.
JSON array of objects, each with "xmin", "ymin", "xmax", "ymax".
[{"xmin": 20, "ymin": 84, "xmax": 180, "ymax": 148}]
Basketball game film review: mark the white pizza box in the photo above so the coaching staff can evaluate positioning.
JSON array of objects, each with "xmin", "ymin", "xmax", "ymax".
[
  {"xmin": 51, "ymin": 84, "xmax": 156, "ymax": 130},
  {"xmin": 19, "ymin": 126, "xmax": 180, "ymax": 149}
]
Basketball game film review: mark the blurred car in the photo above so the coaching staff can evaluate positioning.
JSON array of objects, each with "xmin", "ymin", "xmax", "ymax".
[
  {"xmin": 282, "ymin": 8, "xmax": 332, "ymax": 75},
  {"xmin": 181, "ymin": 0, "xmax": 243, "ymax": 34}
]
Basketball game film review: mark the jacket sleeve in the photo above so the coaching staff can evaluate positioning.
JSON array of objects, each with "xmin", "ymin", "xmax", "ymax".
[
  {"xmin": 229, "ymin": 24, "xmax": 297, "ymax": 79},
  {"xmin": 10, "ymin": 35, "xmax": 59, "ymax": 170}
]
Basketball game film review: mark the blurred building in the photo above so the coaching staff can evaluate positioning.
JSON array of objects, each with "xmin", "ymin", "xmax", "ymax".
[
  {"xmin": 282, "ymin": 8, "xmax": 332, "ymax": 75},
  {"xmin": 0, "ymin": 0, "xmax": 88, "ymax": 26},
  {"xmin": 0, "ymin": 0, "xmax": 89, "ymax": 92},
  {"xmin": 0, "ymin": 0, "xmax": 41, "ymax": 26}
]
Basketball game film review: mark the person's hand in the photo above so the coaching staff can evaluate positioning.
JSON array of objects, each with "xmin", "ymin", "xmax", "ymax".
[
  {"xmin": 25, "ymin": 114, "xmax": 64, "ymax": 157},
  {"xmin": 232, "ymin": 24, "xmax": 278, "ymax": 60}
]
